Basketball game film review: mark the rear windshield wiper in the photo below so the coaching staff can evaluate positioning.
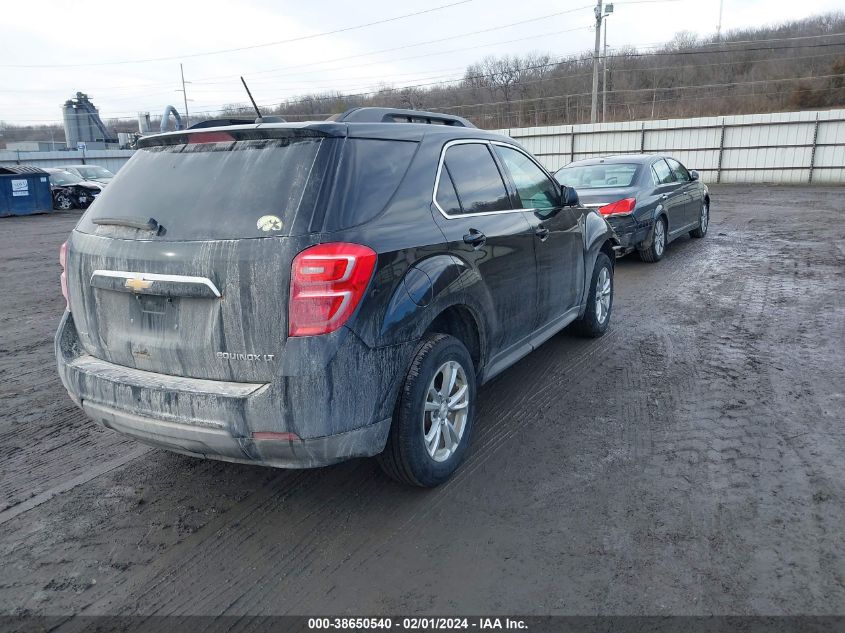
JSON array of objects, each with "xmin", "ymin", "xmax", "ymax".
[{"xmin": 93, "ymin": 217, "xmax": 163, "ymax": 234}]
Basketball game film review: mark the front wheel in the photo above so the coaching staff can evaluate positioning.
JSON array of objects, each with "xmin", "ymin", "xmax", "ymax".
[
  {"xmin": 54, "ymin": 193, "xmax": 73, "ymax": 210},
  {"xmin": 378, "ymin": 334, "xmax": 476, "ymax": 487},
  {"xmin": 572, "ymin": 252, "xmax": 614, "ymax": 338},
  {"xmin": 690, "ymin": 200, "xmax": 709, "ymax": 238}
]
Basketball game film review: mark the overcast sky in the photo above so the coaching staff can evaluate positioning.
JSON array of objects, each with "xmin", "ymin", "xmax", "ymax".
[{"xmin": 1, "ymin": 0, "xmax": 842, "ymax": 126}]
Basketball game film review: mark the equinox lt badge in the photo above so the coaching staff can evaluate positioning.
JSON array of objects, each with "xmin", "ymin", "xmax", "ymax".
[{"xmin": 216, "ymin": 352, "xmax": 275, "ymax": 362}]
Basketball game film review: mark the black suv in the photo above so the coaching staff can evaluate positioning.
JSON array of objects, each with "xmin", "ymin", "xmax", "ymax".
[{"xmin": 56, "ymin": 108, "xmax": 618, "ymax": 487}]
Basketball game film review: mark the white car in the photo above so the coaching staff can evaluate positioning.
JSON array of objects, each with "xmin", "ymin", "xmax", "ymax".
[{"xmin": 62, "ymin": 164, "xmax": 115, "ymax": 186}]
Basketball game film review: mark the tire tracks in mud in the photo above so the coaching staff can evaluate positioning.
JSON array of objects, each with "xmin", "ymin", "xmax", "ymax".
[
  {"xmin": 0, "ymin": 212, "xmax": 153, "ymax": 516},
  {"xmin": 0, "ymin": 445, "xmax": 151, "ymax": 527},
  {"xmin": 2, "ymin": 188, "xmax": 845, "ymax": 616}
]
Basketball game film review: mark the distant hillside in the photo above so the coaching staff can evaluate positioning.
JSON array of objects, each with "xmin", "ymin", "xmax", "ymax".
[
  {"xmin": 254, "ymin": 11, "xmax": 845, "ymax": 128},
  {"xmin": 2, "ymin": 11, "xmax": 844, "ymax": 146}
]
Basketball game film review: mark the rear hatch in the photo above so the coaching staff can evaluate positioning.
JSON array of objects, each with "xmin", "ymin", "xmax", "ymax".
[{"xmin": 67, "ymin": 128, "xmax": 340, "ymax": 383}]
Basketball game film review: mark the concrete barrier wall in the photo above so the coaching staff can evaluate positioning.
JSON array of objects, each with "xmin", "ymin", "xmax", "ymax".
[
  {"xmin": 494, "ymin": 109, "xmax": 845, "ymax": 184},
  {"xmin": 0, "ymin": 149, "xmax": 135, "ymax": 174}
]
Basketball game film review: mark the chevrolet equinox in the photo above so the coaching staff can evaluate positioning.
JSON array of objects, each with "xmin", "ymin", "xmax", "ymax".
[{"xmin": 56, "ymin": 107, "xmax": 618, "ymax": 487}]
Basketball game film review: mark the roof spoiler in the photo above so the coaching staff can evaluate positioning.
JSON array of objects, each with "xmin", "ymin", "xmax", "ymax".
[{"xmin": 329, "ymin": 107, "xmax": 475, "ymax": 128}]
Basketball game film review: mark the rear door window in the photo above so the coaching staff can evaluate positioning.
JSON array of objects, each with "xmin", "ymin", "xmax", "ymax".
[
  {"xmin": 438, "ymin": 143, "xmax": 511, "ymax": 215},
  {"xmin": 495, "ymin": 145, "xmax": 558, "ymax": 209},
  {"xmin": 77, "ymin": 136, "xmax": 334, "ymax": 240},
  {"xmin": 665, "ymin": 158, "xmax": 691, "ymax": 182},
  {"xmin": 652, "ymin": 159, "xmax": 676, "ymax": 185}
]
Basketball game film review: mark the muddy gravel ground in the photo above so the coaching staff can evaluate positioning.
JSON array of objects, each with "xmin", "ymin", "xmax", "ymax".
[{"xmin": 0, "ymin": 185, "xmax": 843, "ymax": 618}]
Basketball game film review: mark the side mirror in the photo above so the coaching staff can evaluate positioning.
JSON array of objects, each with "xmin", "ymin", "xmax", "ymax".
[
  {"xmin": 689, "ymin": 170, "xmax": 699, "ymax": 181},
  {"xmin": 561, "ymin": 185, "xmax": 579, "ymax": 207}
]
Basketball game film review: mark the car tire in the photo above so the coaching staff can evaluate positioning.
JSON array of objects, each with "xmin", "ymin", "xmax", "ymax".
[
  {"xmin": 638, "ymin": 216, "xmax": 666, "ymax": 263},
  {"xmin": 690, "ymin": 200, "xmax": 709, "ymax": 238},
  {"xmin": 572, "ymin": 252, "xmax": 614, "ymax": 338},
  {"xmin": 55, "ymin": 194, "xmax": 73, "ymax": 211},
  {"xmin": 378, "ymin": 333, "xmax": 476, "ymax": 487}
]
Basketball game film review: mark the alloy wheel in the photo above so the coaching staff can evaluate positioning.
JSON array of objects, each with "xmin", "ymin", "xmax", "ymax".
[
  {"xmin": 595, "ymin": 266, "xmax": 612, "ymax": 324},
  {"xmin": 422, "ymin": 360, "xmax": 470, "ymax": 462},
  {"xmin": 700, "ymin": 203, "xmax": 709, "ymax": 234},
  {"xmin": 654, "ymin": 219, "xmax": 665, "ymax": 257}
]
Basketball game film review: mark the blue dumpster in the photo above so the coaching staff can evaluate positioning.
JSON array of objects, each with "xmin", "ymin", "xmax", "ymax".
[{"xmin": 0, "ymin": 166, "xmax": 54, "ymax": 217}]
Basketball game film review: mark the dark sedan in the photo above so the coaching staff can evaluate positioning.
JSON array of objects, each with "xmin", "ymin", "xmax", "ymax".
[
  {"xmin": 44, "ymin": 168, "xmax": 103, "ymax": 210},
  {"xmin": 554, "ymin": 154, "xmax": 709, "ymax": 262}
]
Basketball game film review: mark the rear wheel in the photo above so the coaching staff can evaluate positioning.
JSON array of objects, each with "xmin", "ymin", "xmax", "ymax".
[
  {"xmin": 572, "ymin": 252, "xmax": 613, "ymax": 338},
  {"xmin": 638, "ymin": 216, "xmax": 666, "ymax": 263},
  {"xmin": 690, "ymin": 200, "xmax": 709, "ymax": 238},
  {"xmin": 378, "ymin": 334, "xmax": 476, "ymax": 487}
]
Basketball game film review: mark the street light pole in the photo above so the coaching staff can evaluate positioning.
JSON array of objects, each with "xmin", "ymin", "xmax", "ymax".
[{"xmin": 590, "ymin": 0, "xmax": 603, "ymax": 123}]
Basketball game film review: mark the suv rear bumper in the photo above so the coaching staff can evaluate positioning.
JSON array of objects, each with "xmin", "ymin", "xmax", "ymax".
[
  {"xmin": 55, "ymin": 312, "xmax": 393, "ymax": 468},
  {"xmin": 81, "ymin": 400, "xmax": 390, "ymax": 468}
]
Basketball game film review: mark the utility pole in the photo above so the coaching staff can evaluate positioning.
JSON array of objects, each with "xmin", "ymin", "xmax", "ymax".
[
  {"xmin": 590, "ymin": 0, "xmax": 603, "ymax": 123},
  {"xmin": 602, "ymin": 5, "xmax": 613, "ymax": 122},
  {"xmin": 179, "ymin": 63, "xmax": 191, "ymax": 127},
  {"xmin": 602, "ymin": 17, "xmax": 608, "ymax": 121}
]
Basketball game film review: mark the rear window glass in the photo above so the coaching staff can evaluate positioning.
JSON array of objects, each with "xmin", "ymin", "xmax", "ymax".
[
  {"xmin": 556, "ymin": 163, "xmax": 640, "ymax": 189},
  {"xmin": 325, "ymin": 138, "xmax": 417, "ymax": 231},
  {"xmin": 76, "ymin": 137, "xmax": 330, "ymax": 240}
]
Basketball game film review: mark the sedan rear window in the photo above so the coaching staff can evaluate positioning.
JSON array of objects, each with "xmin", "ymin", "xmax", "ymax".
[
  {"xmin": 76, "ymin": 137, "xmax": 333, "ymax": 240},
  {"xmin": 556, "ymin": 163, "xmax": 640, "ymax": 189}
]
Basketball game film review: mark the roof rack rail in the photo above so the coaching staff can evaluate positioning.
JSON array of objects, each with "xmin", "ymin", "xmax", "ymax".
[{"xmin": 329, "ymin": 107, "xmax": 475, "ymax": 128}]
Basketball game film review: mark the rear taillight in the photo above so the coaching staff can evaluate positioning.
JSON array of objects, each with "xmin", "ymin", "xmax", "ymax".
[
  {"xmin": 59, "ymin": 241, "xmax": 70, "ymax": 312},
  {"xmin": 289, "ymin": 242, "xmax": 377, "ymax": 337},
  {"xmin": 598, "ymin": 198, "xmax": 636, "ymax": 216}
]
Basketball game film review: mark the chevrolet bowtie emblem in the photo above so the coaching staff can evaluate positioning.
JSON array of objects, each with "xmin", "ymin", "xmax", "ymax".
[{"xmin": 125, "ymin": 276, "xmax": 153, "ymax": 292}]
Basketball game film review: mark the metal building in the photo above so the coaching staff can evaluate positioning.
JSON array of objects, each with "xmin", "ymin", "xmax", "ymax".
[{"xmin": 62, "ymin": 92, "xmax": 117, "ymax": 148}]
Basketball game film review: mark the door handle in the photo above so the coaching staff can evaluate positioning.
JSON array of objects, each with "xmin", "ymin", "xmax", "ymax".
[
  {"xmin": 534, "ymin": 225, "xmax": 550, "ymax": 241},
  {"xmin": 660, "ymin": 193, "xmax": 669, "ymax": 200},
  {"xmin": 463, "ymin": 229, "xmax": 487, "ymax": 248}
]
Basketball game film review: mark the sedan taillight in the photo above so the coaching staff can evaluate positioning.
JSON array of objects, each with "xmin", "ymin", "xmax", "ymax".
[
  {"xmin": 59, "ymin": 241, "xmax": 70, "ymax": 312},
  {"xmin": 599, "ymin": 198, "xmax": 636, "ymax": 216},
  {"xmin": 289, "ymin": 243, "xmax": 377, "ymax": 337}
]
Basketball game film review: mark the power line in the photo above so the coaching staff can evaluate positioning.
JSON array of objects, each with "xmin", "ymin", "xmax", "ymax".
[
  {"xmin": 129, "ymin": 24, "xmax": 593, "ymax": 117},
  {"xmin": 0, "ymin": 1, "xmax": 474, "ymax": 68},
  {"xmin": 435, "ymin": 73, "xmax": 845, "ymax": 111},
  {"xmin": 187, "ymin": 7, "xmax": 596, "ymax": 84},
  {"xmin": 483, "ymin": 83, "xmax": 845, "ymax": 124},
  {"xmin": 4, "ymin": 33, "xmax": 844, "ymax": 123},
  {"xmin": 199, "ymin": 43, "xmax": 845, "ymax": 113}
]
